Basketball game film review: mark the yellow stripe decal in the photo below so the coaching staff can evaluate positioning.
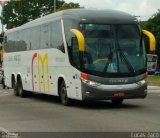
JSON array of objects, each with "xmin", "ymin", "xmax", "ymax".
[
  {"xmin": 38, "ymin": 55, "xmax": 41, "ymax": 92},
  {"xmin": 38, "ymin": 53, "xmax": 50, "ymax": 93}
]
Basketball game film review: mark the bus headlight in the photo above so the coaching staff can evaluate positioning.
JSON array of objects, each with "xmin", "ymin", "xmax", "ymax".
[
  {"xmin": 82, "ymin": 79, "xmax": 100, "ymax": 87},
  {"xmin": 137, "ymin": 79, "xmax": 146, "ymax": 86}
]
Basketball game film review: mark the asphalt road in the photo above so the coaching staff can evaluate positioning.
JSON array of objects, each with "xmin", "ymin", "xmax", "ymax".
[{"xmin": 0, "ymin": 86, "xmax": 159, "ymax": 135}]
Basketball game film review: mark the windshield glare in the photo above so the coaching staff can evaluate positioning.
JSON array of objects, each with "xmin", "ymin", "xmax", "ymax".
[{"xmin": 80, "ymin": 24, "xmax": 146, "ymax": 75}]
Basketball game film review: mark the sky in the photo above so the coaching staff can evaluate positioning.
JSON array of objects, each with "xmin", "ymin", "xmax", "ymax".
[
  {"xmin": 65, "ymin": 0, "xmax": 160, "ymax": 21},
  {"xmin": 0, "ymin": 0, "xmax": 160, "ymax": 32}
]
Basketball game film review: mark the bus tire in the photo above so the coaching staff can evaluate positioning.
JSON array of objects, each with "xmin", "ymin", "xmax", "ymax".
[
  {"xmin": 2, "ymin": 78, "xmax": 5, "ymax": 89},
  {"xmin": 17, "ymin": 78, "xmax": 25, "ymax": 98},
  {"xmin": 2, "ymin": 83, "xmax": 6, "ymax": 89},
  {"xmin": 60, "ymin": 81, "xmax": 70, "ymax": 106},
  {"xmin": 111, "ymin": 99, "xmax": 123, "ymax": 105},
  {"xmin": 13, "ymin": 83, "xmax": 19, "ymax": 96}
]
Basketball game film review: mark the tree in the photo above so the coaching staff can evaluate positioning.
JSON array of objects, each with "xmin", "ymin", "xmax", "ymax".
[
  {"xmin": 141, "ymin": 9, "xmax": 160, "ymax": 65},
  {"xmin": 58, "ymin": 2, "xmax": 80, "ymax": 11},
  {"xmin": 2, "ymin": 0, "xmax": 65, "ymax": 29}
]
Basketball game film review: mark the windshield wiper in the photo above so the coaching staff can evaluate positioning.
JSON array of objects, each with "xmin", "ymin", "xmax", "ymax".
[
  {"xmin": 119, "ymin": 49, "xmax": 135, "ymax": 73},
  {"xmin": 117, "ymin": 41, "xmax": 136, "ymax": 74}
]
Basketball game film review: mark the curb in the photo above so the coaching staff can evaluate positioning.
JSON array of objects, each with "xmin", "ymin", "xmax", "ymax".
[{"xmin": 148, "ymin": 85, "xmax": 160, "ymax": 90}]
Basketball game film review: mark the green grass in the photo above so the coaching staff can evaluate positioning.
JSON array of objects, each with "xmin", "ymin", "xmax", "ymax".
[{"xmin": 148, "ymin": 75, "xmax": 160, "ymax": 86}]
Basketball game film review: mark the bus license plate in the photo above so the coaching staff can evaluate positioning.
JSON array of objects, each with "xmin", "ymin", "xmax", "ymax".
[{"xmin": 114, "ymin": 92, "xmax": 125, "ymax": 97}]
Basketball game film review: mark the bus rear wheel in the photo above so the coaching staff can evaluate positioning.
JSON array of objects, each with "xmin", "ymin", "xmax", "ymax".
[
  {"xmin": 60, "ymin": 81, "xmax": 70, "ymax": 106},
  {"xmin": 14, "ymin": 86, "xmax": 19, "ymax": 96},
  {"xmin": 17, "ymin": 78, "xmax": 25, "ymax": 98},
  {"xmin": 111, "ymin": 99, "xmax": 123, "ymax": 105},
  {"xmin": 13, "ymin": 79, "xmax": 18, "ymax": 96},
  {"xmin": 2, "ymin": 78, "xmax": 5, "ymax": 89}
]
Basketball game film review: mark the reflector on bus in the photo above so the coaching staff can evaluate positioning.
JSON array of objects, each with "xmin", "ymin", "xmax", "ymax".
[
  {"xmin": 70, "ymin": 29, "xmax": 85, "ymax": 52},
  {"xmin": 142, "ymin": 30, "xmax": 156, "ymax": 51}
]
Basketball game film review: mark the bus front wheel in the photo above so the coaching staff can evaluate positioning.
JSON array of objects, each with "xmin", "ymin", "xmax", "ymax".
[{"xmin": 60, "ymin": 81, "xmax": 70, "ymax": 106}]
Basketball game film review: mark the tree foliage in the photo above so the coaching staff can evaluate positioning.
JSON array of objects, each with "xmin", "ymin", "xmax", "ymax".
[
  {"xmin": 57, "ymin": 2, "xmax": 80, "ymax": 11},
  {"xmin": 2, "ymin": 0, "xmax": 65, "ymax": 29},
  {"xmin": 141, "ymin": 9, "xmax": 160, "ymax": 64}
]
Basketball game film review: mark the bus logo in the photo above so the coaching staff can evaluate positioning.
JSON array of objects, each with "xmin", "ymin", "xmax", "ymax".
[{"xmin": 32, "ymin": 53, "xmax": 50, "ymax": 93}]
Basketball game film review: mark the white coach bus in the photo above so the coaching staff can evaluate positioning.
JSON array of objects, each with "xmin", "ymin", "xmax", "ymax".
[{"xmin": 3, "ymin": 9, "xmax": 155, "ymax": 105}]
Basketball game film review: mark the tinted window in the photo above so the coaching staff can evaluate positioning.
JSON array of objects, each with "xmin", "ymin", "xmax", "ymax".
[
  {"xmin": 4, "ymin": 31, "xmax": 27, "ymax": 52},
  {"xmin": 72, "ymin": 38, "xmax": 80, "ymax": 68},
  {"xmin": 31, "ymin": 26, "xmax": 40, "ymax": 50},
  {"xmin": 63, "ymin": 18, "xmax": 78, "ymax": 46},
  {"xmin": 50, "ymin": 21, "xmax": 65, "ymax": 52},
  {"xmin": 23, "ymin": 29, "xmax": 30, "ymax": 50},
  {"xmin": 40, "ymin": 24, "xmax": 50, "ymax": 49},
  {"xmin": 4, "ymin": 21, "xmax": 65, "ymax": 52}
]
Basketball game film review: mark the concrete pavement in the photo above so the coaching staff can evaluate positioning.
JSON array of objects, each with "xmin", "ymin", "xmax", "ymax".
[
  {"xmin": 148, "ymin": 85, "xmax": 160, "ymax": 93},
  {"xmin": 0, "ymin": 88, "xmax": 160, "ymax": 133},
  {"xmin": 148, "ymin": 85, "xmax": 160, "ymax": 90}
]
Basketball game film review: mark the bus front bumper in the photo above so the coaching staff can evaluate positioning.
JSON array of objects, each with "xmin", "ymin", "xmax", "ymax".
[{"xmin": 81, "ymin": 81, "xmax": 147, "ymax": 101}]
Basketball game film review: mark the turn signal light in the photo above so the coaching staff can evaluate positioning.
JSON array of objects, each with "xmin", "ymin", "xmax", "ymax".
[{"xmin": 81, "ymin": 72, "xmax": 89, "ymax": 80}]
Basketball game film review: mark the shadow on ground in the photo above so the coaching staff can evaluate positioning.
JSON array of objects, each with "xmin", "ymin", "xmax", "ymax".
[{"xmin": 22, "ymin": 91, "xmax": 144, "ymax": 110}]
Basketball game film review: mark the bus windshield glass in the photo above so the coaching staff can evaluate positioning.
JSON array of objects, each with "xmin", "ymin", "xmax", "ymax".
[{"xmin": 79, "ymin": 24, "xmax": 146, "ymax": 76}]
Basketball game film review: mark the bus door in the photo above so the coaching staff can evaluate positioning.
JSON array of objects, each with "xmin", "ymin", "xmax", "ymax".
[{"xmin": 70, "ymin": 29, "xmax": 85, "ymax": 100}]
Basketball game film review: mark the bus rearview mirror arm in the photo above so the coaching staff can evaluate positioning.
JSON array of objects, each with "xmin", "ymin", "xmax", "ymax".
[
  {"xmin": 142, "ymin": 30, "xmax": 156, "ymax": 51},
  {"xmin": 70, "ymin": 29, "xmax": 85, "ymax": 52}
]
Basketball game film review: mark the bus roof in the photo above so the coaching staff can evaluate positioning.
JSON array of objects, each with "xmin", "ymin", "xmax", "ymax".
[
  {"xmin": 6, "ymin": 9, "xmax": 138, "ymax": 33},
  {"xmin": 63, "ymin": 9, "xmax": 138, "ymax": 24}
]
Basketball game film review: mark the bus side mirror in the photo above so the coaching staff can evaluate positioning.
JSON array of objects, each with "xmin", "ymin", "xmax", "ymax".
[
  {"xmin": 70, "ymin": 29, "xmax": 85, "ymax": 52},
  {"xmin": 142, "ymin": 30, "xmax": 156, "ymax": 51}
]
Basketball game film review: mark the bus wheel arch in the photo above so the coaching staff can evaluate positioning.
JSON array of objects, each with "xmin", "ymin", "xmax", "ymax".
[{"xmin": 58, "ymin": 77, "xmax": 70, "ymax": 106}]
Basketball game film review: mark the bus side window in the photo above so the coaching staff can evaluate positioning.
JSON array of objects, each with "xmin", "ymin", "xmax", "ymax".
[
  {"xmin": 51, "ymin": 21, "xmax": 65, "ymax": 53},
  {"xmin": 40, "ymin": 24, "xmax": 50, "ymax": 49},
  {"xmin": 71, "ymin": 37, "xmax": 80, "ymax": 68},
  {"xmin": 30, "ymin": 26, "xmax": 40, "ymax": 50},
  {"xmin": 23, "ymin": 29, "xmax": 30, "ymax": 50}
]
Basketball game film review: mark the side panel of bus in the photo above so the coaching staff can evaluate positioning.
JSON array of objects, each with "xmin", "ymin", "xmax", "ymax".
[{"xmin": 3, "ymin": 18, "xmax": 83, "ymax": 101}]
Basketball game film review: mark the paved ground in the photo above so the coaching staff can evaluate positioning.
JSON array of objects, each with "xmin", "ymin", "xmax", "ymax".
[
  {"xmin": 148, "ymin": 85, "xmax": 160, "ymax": 90},
  {"xmin": 148, "ymin": 85, "xmax": 160, "ymax": 93},
  {"xmin": 0, "ymin": 86, "xmax": 159, "ymax": 137}
]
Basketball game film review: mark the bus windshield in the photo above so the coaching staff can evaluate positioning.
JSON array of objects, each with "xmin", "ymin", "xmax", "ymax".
[{"xmin": 79, "ymin": 24, "xmax": 146, "ymax": 76}]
